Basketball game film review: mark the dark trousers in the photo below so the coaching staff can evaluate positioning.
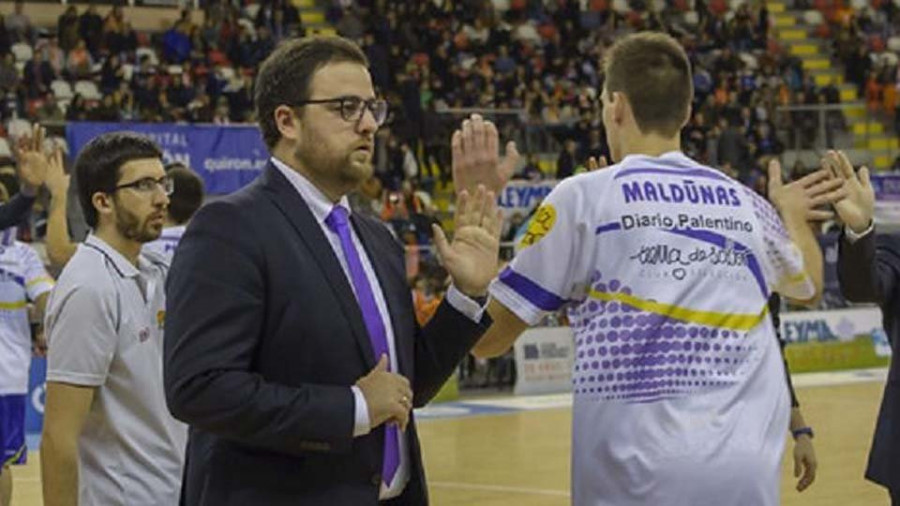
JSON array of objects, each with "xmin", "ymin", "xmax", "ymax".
[{"xmin": 892, "ymin": 488, "xmax": 900, "ymax": 506}]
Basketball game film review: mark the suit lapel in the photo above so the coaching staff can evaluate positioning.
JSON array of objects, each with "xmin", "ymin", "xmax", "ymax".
[
  {"xmin": 259, "ymin": 164, "xmax": 376, "ymax": 367},
  {"xmin": 351, "ymin": 214, "xmax": 413, "ymax": 378}
]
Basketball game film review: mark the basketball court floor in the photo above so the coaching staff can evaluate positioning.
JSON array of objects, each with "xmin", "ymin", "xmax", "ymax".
[{"xmin": 9, "ymin": 368, "xmax": 892, "ymax": 505}]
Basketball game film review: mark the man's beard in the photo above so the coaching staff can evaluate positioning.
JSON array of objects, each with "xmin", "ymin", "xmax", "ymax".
[
  {"xmin": 294, "ymin": 131, "xmax": 373, "ymax": 190},
  {"xmin": 115, "ymin": 204, "xmax": 161, "ymax": 243}
]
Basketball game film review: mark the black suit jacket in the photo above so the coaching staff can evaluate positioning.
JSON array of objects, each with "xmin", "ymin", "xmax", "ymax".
[
  {"xmin": 164, "ymin": 163, "xmax": 491, "ymax": 505},
  {"xmin": 838, "ymin": 230, "xmax": 900, "ymax": 492}
]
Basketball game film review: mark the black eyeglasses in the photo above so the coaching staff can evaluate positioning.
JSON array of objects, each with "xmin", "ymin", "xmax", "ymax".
[
  {"xmin": 293, "ymin": 96, "xmax": 389, "ymax": 126},
  {"xmin": 113, "ymin": 175, "xmax": 174, "ymax": 196}
]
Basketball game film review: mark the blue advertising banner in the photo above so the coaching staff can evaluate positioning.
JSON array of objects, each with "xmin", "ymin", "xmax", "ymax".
[
  {"xmin": 66, "ymin": 122, "xmax": 270, "ymax": 195},
  {"xmin": 25, "ymin": 357, "xmax": 45, "ymax": 436},
  {"xmin": 869, "ymin": 174, "xmax": 900, "ymax": 225}
]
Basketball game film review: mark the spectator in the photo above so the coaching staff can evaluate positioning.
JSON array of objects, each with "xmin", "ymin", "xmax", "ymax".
[
  {"xmin": 556, "ymin": 138, "xmax": 577, "ymax": 179},
  {"xmin": 66, "ymin": 39, "xmax": 93, "ymax": 79},
  {"xmin": 5, "ymin": 0, "xmax": 31, "ymax": 44},
  {"xmin": 57, "ymin": 6, "xmax": 79, "ymax": 53},
  {"xmin": 23, "ymin": 52, "xmax": 54, "ymax": 100},
  {"xmin": 78, "ymin": 5, "xmax": 103, "ymax": 56},
  {"xmin": 35, "ymin": 93, "xmax": 64, "ymax": 122}
]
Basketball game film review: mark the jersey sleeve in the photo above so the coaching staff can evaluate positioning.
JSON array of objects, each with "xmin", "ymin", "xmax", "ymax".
[
  {"xmin": 751, "ymin": 192, "xmax": 815, "ymax": 300},
  {"xmin": 22, "ymin": 246, "xmax": 54, "ymax": 301},
  {"xmin": 490, "ymin": 179, "xmax": 588, "ymax": 325}
]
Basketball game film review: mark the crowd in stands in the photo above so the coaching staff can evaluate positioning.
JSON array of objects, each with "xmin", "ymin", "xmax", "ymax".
[{"xmin": 0, "ymin": 0, "xmax": 892, "ymax": 374}]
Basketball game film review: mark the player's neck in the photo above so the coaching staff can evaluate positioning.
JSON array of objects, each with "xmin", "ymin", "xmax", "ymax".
[
  {"xmin": 94, "ymin": 225, "xmax": 142, "ymax": 266},
  {"xmin": 619, "ymin": 134, "xmax": 682, "ymax": 160}
]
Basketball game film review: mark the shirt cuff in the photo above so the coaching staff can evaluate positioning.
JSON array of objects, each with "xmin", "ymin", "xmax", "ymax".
[
  {"xmin": 446, "ymin": 284, "xmax": 487, "ymax": 323},
  {"xmin": 350, "ymin": 385, "xmax": 371, "ymax": 437},
  {"xmin": 844, "ymin": 221, "xmax": 874, "ymax": 243}
]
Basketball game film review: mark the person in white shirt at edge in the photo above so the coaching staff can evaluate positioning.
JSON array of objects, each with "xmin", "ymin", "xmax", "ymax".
[
  {"xmin": 142, "ymin": 162, "xmax": 205, "ymax": 262},
  {"xmin": 0, "ymin": 177, "xmax": 54, "ymax": 506},
  {"xmin": 455, "ymin": 32, "xmax": 848, "ymax": 505},
  {"xmin": 40, "ymin": 132, "xmax": 187, "ymax": 506},
  {"xmin": 44, "ymin": 159, "xmax": 205, "ymax": 269}
]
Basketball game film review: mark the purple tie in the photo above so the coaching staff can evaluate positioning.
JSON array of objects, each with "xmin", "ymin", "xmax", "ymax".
[{"xmin": 325, "ymin": 205, "xmax": 400, "ymax": 487}]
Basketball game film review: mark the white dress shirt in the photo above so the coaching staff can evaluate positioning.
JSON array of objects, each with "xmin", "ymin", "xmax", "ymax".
[{"xmin": 271, "ymin": 157, "xmax": 484, "ymax": 499}]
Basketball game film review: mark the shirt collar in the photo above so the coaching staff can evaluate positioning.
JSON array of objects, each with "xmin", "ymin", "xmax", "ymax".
[
  {"xmin": 84, "ymin": 234, "xmax": 141, "ymax": 278},
  {"xmin": 270, "ymin": 156, "xmax": 353, "ymax": 225},
  {"xmin": 619, "ymin": 151, "xmax": 696, "ymax": 168}
]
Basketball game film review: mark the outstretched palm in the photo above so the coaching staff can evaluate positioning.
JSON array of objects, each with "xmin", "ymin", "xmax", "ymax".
[
  {"xmin": 432, "ymin": 185, "xmax": 503, "ymax": 297},
  {"xmin": 822, "ymin": 150, "xmax": 874, "ymax": 233},
  {"xmin": 14, "ymin": 123, "xmax": 49, "ymax": 191},
  {"xmin": 451, "ymin": 114, "xmax": 520, "ymax": 196}
]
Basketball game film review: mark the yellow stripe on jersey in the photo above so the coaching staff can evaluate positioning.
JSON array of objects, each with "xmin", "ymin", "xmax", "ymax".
[
  {"xmin": 0, "ymin": 300, "xmax": 27, "ymax": 310},
  {"xmin": 26, "ymin": 276, "xmax": 54, "ymax": 288},
  {"xmin": 781, "ymin": 271, "xmax": 809, "ymax": 285},
  {"xmin": 588, "ymin": 289, "xmax": 769, "ymax": 331}
]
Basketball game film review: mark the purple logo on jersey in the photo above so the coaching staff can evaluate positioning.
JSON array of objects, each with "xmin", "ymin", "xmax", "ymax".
[{"xmin": 139, "ymin": 327, "xmax": 150, "ymax": 342}]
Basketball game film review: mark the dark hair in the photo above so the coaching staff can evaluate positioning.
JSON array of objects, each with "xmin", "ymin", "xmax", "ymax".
[
  {"xmin": 164, "ymin": 162, "xmax": 204, "ymax": 225},
  {"xmin": 74, "ymin": 132, "xmax": 162, "ymax": 228},
  {"xmin": 255, "ymin": 36, "xmax": 369, "ymax": 150},
  {"xmin": 604, "ymin": 32, "xmax": 693, "ymax": 138}
]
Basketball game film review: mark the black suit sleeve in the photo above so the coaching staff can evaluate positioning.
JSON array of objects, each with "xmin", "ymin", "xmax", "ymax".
[
  {"xmin": 164, "ymin": 201, "xmax": 355, "ymax": 456},
  {"xmin": 411, "ymin": 299, "xmax": 493, "ymax": 407},
  {"xmin": 0, "ymin": 193, "xmax": 34, "ymax": 230},
  {"xmin": 838, "ymin": 230, "xmax": 900, "ymax": 347}
]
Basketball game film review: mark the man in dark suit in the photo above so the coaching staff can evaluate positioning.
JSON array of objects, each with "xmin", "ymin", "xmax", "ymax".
[
  {"xmin": 164, "ymin": 36, "xmax": 506, "ymax": 505},
  {"xmin": 830, "ymin": 150, "xmax": 899, "ymax": 504}
]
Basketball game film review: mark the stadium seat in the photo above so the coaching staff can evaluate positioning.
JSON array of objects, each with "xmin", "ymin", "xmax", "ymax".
[
  {"xmin": 11, "ymin": 43, "xmax": 31, "ymax": 63},
  {"xmin": 739, "ymin": 53, "xmax": 759, "ymax": 70},
  {"xmin": 684, "ymin": 11, "xmax": 700, "ymax": 25},
  {"xmin": 74, "ymin": 80, "xmax": 101, "ymax": 101},
  {"xmin": 51, "ymin": 80, "xmax": 73, "ymax": 101},
  {"xmin": 135, "ymin": 47, "xmax": 158, "ymax": 66},
  {"xmin": 244, "ymin": 3, "xmax": 261, "ymax": 20},
  {"xmin": 6, "ymin": 119, "xmax": 30, "ymax": 140},
  {"xmin": 803, "ymin": 10, "xmax": 825, "ymax": 24},
  {"xmin": 887, "ymin": 36, "xmax": 900, "ymax": 52},
  {"xmin": 0, "ymin": 137, "xmax": 12, "ymax": 158}
]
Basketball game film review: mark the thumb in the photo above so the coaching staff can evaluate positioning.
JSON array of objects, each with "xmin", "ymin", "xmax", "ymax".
[
  {"xmin": 374, "ymin": 354, "xmax": 389, "ymax": 372},
  {"xmin": 858, "ymin": 165, "xmax": 872, "ymax": 191},
  {"xmin": 502, "ymin": 141, "xmax": 520, "ymax": 172},
  {"xmin": 767, "ymin": 159, "xmax": 783, "ymax": 194},
  {"xmin": 432, "ymin": 223, "xmax": 452, "ymax": 267}
]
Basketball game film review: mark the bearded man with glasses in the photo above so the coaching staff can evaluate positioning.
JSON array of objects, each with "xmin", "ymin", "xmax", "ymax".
[
  {"xmin": 164, "ymin": 36, "xmax": 513, "ymax": 505},
  {"xmin": 41, "ymin": 132, "xmax": 187, "ymax": 506}
]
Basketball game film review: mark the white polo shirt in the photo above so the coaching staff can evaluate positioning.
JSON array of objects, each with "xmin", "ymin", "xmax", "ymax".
[
  {"xmin": 492, "ymin": 152, "xmax": 813, "ymax": 505},
  {"xmin": 0, "ymin": 229, "xmax": 54, "ymax": 396},
  {"xmin": 45, "ymin": 235, "xmax": 187, "ymax": 506}
]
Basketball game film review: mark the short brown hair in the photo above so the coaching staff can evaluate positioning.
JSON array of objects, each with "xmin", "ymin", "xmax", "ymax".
[
  {"xmin": 603, "ymin": 32, "xmax": 693, "ymax": 138},
  {"xmin": 255, "ymin": 36, "xmax": 369, "ymax": 150}
]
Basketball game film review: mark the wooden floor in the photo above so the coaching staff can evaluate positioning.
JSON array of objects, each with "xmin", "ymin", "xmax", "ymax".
[{"xmin": 8, "ymin": 381, "xmax": 892, "ymax": 505}]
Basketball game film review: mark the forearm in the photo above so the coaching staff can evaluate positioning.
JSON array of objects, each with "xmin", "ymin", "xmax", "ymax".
[
  {"xmin": 166, "ymin": 364, "xmax": 356, "ymax": 455},
  {"xmin": 45, "ymin": 191, "xmax": 76, "ymax": 269},
  {"xmin": 790, "ymin": 406, "xmax": 809, "ymax": 432},
  {"xmin": 784, "ymin": 215, "xmax": 824, "ymax": 302},
  {"xmin": 837, "ymin": 231, "xmax": 882, "ymax": 303},
  {"xmin": 40, "ymin": 427, "xmax": 79, "ymax": 506},
  {"xmin": 413, "ymin": 299, "xmax": 493, "ymax": 405}
]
